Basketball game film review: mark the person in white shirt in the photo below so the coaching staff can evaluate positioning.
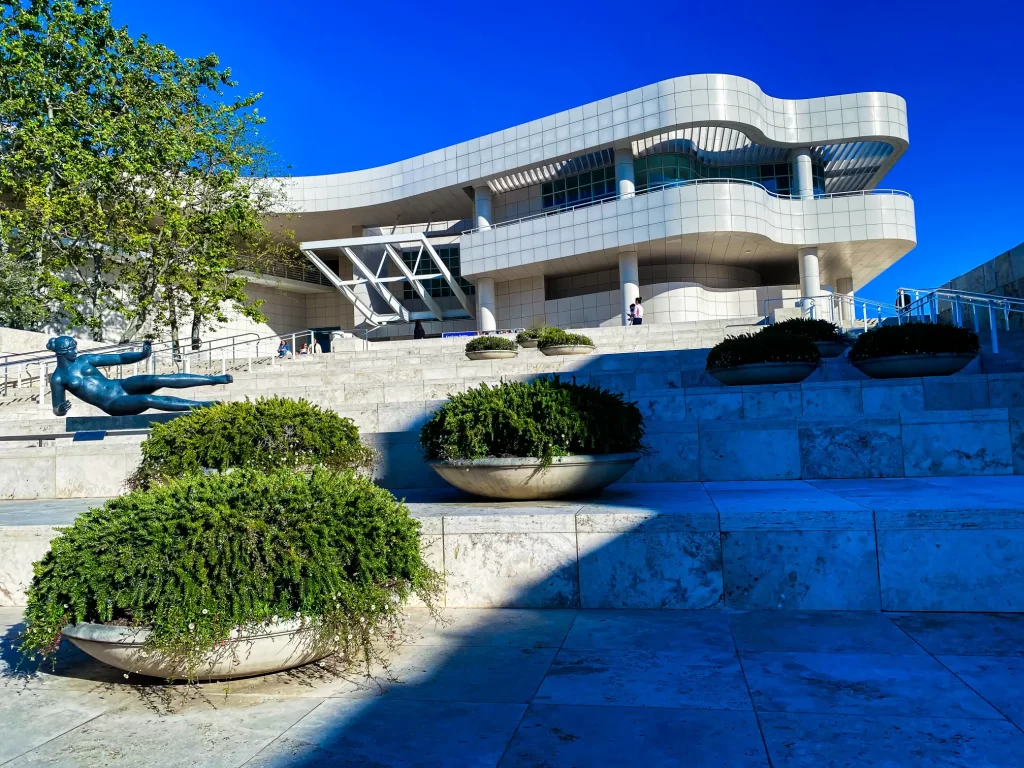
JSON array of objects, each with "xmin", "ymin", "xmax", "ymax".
[{"xmin": 633, "ymin": 297, "xmax": 644, "ymax": 325}]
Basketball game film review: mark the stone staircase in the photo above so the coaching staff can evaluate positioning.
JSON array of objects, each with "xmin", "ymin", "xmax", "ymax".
[{"xmin": 2, "ymin": 317, "xmax": 1024, "ymax": 498}]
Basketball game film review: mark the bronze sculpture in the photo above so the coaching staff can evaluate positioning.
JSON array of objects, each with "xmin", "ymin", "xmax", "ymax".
[{"xmin": 47, "ymin": 336, "xmax": 232, "ymax": 417}]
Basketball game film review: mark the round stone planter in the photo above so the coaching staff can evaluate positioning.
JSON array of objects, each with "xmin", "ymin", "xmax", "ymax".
[
  {"xmin": 465, "ymin": 349, "xmax": 518, "ymax": 360},
  {"xmin": 62, "ymin": 618, "xmax": 328, "ymax": 681},
  {"xmin": 518, "ymin": 338, "xmax": 540, "ymax": 348},
  {"xmin": 814, "ymin": 340, "xmax": 849, "ymax": 358},
  {"xmin": 708, "ymin": 361, "xmax": 818, "ymax": 386},
  {"xmin": 428, "ymin": 453, "xmax": 641, "ymax": 500},
  {"xmin": 539, "ymin": 344, "xmax": 595, "ymax": 357},
  {"xmin": 851, "ymin": 352, "xmax": 977, "ymax": 379}
]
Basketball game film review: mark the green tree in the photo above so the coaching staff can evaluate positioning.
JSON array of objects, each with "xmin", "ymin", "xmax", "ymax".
[{"xmin": 0, "ymin": 0, "xmax": 290, "ymax": 343}]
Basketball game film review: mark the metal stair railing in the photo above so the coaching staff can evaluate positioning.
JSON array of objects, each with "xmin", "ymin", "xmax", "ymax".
[
  {"xmin": 763, "ymin": 293, "xmax": 902, "ymax": 330},
  {"xmin": 899, "ymin": 288, "xmax": 1024, "ymax": 354}
]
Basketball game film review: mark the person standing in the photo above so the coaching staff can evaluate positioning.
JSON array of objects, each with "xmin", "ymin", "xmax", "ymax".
[
  {"xmin": 628, "ymin": 303, "xmax": 636, "ymax": 325},
  {"xmin": 414, "ymin": 320, "xmax": 426, "ymax": 340},
  {"xmin": 633, "ymin": 297, "xmax": 644, "ymax": 325}
]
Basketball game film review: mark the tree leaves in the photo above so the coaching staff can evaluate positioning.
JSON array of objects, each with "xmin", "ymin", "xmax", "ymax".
[{"xmin": 0, "ymin": 0, "xmax": 293, "ymax": 342}]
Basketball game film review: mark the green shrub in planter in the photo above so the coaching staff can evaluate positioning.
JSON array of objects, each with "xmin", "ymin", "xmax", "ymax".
[
  {"xmin": 420, "ymin": 377, "xmax": 643, "ymax": 464},
  {"xmin": 537, "ymin": 327, "xmax": 594, "ymax": 350},
  {"xmin": 850, "ymin": 322, "xmax": 980, "ymax": 361},
  {"xmin": 129, "ymin": 397, "xmax": 376, "ymax": 490},
  {"xmin": 516, "ymin": 328, "xmax": 546, "ymax": 345},
  {"xmin": 706, "ymin": 332, "xmax": 821, "ymax": 371},
  {"xmin": 19, "ymin": 469, "xmax": 440, "ymax": 679},
  {"xmin": 759, "ymin": 317, "xmax": 844, "ymax": 342},
  {"xmin": 465, "ymin": 335, "xmax": 517, "ymax": 353}
]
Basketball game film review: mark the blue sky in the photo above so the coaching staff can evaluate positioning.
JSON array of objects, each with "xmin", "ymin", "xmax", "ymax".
[{"xmin": 112, "ymin": 0, "xmax": 1022, "ymax": 300}]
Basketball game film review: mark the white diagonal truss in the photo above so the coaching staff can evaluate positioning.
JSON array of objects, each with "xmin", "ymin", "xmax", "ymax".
[{"xmin": 300, "ymin": 233, "xmax": 474, "ymax": 325}]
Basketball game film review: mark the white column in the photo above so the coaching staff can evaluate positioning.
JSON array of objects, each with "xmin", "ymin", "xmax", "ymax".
[
  {"xmin": 835, "ymin": 276, "xmax": 854, "ymax": 327},
  {"xmin": 473, "ymin": 185, "xmax": 492, "ymax": 230},
  {"xmin": 799, "ymin": 247, "xmax": 820, "ymax": 317},
  {"xmin": 614, "ymin": 147, "xmax": 635, "ymax": 198},
  {"xmin": 791, "ymin": 148, "xmax": 814, "ymax": 199},
  {"xmin": 618, "ymin": 251, "xmax": 639, "ymax": 326},
  {"xmin": 476, "ymin": 277, "xmax": 496, "ymax": 332}
]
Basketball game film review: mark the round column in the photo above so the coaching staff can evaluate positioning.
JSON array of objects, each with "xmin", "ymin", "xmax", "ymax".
[
  {"xmin": 473, "ymin": 185, "xmax": 492, "ymax": 230},
  {"xmin": 799, "ymin": 247, "xmax": 821, "ymax": 318},
  {"xmin": 476, "ymin": 277, "xmax": 496, "ymax": 332},
  {"xmin": 614, "ymin": 147, "xmax": 635, "ymax": 199},
  {"xmin": 791, "ymin": 148, "xmax": 814, "ymax": 199},
  {"xmin": 835, "ymin": 276, "xmax": 854, "ymax": 327},
  {"xmin": 618, "ymin": 250, "xmax": 639, "ymax": 326}
]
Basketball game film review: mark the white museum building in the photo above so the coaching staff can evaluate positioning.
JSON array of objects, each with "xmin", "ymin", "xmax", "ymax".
[{"xmin": 248, "ymin": 74, "xmax": 916, "ymax": 341}]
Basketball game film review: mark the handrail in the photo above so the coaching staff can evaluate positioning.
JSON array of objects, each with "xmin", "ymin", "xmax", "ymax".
[
  {"xmin": 0, "ymin": 330, "xmax": 262, "ymax": 371},
  {"xmin": 461, "ymin": 177, "xmax": 912, "ymax": 236},
  {"xmin": 763, "ymin": 293, "xmax": 902, "ymax": 330},
  {"xmin": 896, "ymin": 287, "xmax": 1024, "ymax": 354}
]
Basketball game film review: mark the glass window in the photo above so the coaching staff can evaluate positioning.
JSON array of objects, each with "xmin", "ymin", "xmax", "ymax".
[{"xmin": 402, "ymin": 245, "xmax": 474, "ymax": 300}]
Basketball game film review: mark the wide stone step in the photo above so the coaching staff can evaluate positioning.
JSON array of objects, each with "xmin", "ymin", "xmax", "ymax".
[{"xmin": 4, "ymin": 476, "xmax": 1024, "ymax": 611}]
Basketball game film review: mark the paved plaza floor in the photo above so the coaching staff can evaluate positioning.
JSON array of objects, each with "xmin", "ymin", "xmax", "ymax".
[{"xmin": 3, "ymin": 606, "xmax": 1024, "ymax": 766}]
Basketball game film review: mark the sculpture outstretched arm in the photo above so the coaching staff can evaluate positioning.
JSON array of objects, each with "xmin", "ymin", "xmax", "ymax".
[
  {"xmin": 82, "ymin": 340, "xmax": 152, "ymax": 367},
  {"xmin": 50, "ymin": 380, "xmax": 71, "ymax": 416}
]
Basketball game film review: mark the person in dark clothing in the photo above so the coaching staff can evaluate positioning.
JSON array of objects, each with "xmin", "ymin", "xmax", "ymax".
[{"xmin": 414, "ymin": 320, "xmax": 426, "ymax": 340}]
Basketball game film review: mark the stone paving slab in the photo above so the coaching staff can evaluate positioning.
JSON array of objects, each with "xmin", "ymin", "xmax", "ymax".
[{"xmin": 5, "ymin": 608, "xmax": 1024, "ymax": 765}]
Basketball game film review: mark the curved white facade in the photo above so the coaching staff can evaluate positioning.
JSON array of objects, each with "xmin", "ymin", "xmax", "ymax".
[{"xmin": 271, "ymin": 74, "xmax": 915, "ymax": 336}]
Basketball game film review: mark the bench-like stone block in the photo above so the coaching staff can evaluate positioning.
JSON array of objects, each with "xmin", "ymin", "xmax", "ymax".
[
  {"xmin": 577, "ymin": 530, "xmax": 723, "ymax": 609},
  {"xmin": 799, "ymin": 419, "xmax": 903, "ymax": 479},
  {"xmin": 901, "ymin": 411, "xmax": 1013, "ymax": 476},
  {"xmin": 721, "ymin": 530, "xmax": 881, "ymax": 610},
  {"xmin": 699, "ymin": 422, "xmax": 800, "ymax": 481},
  {"xmin": 443, "ymin": 532, "xmax": 579, "ymax": 608},
  {"xmin": 879, "ymin": 529, "xmax": 1024, "ymax": 611}
]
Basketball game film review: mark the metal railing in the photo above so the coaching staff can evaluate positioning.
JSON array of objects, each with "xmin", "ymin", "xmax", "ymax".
[
  {"xmin": 462, "ymin": 178, "xmax": 912, "ymax": 236},
  {"xmin": 0, "ymin": 327, "xmax": 379, "ymax": 402},
  {"xmin": 898, "ymin": 288, "xmax": 1024, "ymax": 354},
  {"xmin": 763, "ymin": 293, "xmax": 902, "ymax": 330},
  {"xmin": 764, "ymin": 287, "xmax": 1024, "ymax": 355}
]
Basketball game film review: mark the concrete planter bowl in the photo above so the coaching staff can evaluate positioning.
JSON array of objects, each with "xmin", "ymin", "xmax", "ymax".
[
  {"xmin": 465, "ymin": 349, "xmax": 518, "ymax": 361},
  {"xmin": 709, "ymin": 361, "xmax": 818, "ymax": 386},
  {"xmin": 518, "ymin": 338, "xmax": 540, "ymax": 348},
  {"xmin": 428, "ymin": 453, "xmax": 641, "ymax": 500},
  {"xmin": 851, "ymin": 352, "xmax": 977, "ymax": 379},
  {"xmin": 540, "ymin": 344, "xmax": 595, "ymax": 357},
  {"xmin": 814, "ymin": 340, "xmax": 849, "ymax": 358},
  {"xmin": 62, "ymin": 618, "xmax": 328, "ymax": 681}
]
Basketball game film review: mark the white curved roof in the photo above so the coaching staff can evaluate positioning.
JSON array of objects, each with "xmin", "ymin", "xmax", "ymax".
[{"xmin": 282, "ymin": 74, "xmax": 908, "ymax": 237}]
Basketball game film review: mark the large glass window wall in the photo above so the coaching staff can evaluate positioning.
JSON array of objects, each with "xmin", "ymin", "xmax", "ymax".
[
  {"xmin": 541, "ymin": 166, "xmax": 616, "ymax": 210},
  {"xmin": 401, "ymin": 245, "xmax": 474, "ymax": 300},
  {"xmin": 634, "ymin": 153, "xmax": 825, "ymax": 196},
  {"xmin": 539, "ymin": 153, "xmax": 826, "ymax": 212}
]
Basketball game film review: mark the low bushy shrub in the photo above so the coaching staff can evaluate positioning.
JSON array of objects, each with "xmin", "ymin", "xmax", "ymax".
[
  {"xmin": 19, "ymin": 469, "xmax": 440, "ymax": 680},
  {"xmin": 420, "ymin": 377, "xmax": 643, "ymax": 463},
  {"xmin": 129, "ymin": 397, "xmax": 376, "ymax": 490},
  {"xmin": 850, "ymin": 322, "xmax": 980, "ymax": 361},
  {"xmin": 516, "ymin": 328, "xmax": 544, "ymax": 344},
  {"xmin": 537, "ymin": 327, "xmax": 594, "ymax": 349},
  {"xmin": 706, "ymin": 332, "xmax": 821, "ymax": 371},
  {"xmin": 465, "ymin": 335, "xmax": 517, "ymax": 353},
  {"xmin": 759, "ymin": 317, "xmax": 844, "ymax": 342}
]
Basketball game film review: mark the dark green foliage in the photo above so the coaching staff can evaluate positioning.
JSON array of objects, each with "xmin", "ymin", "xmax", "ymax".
[
  {"xmin": 420, "ymin": 377, "xmax": 643, "ymax": 463},
  {"xmin": 465, "ymin": 335, "xmax": 517, "ymax": 353},
  {"xmin": 516, "ymin": 328, "xmax": 544, "ymax": 344},
  {"xmin": 850, "ymin": 322, "xmax": 980, "ymax": 361},
  {"xmin": 19, "ymin": 469, "xmax": 440, "ymax": 679},
  {"xmin": 706, "ymin": 332, "xmax": 821, "ymax": 371},
  {"xmin": 129, "ymin": 397, "xmax": 376, "ymax": 490},
  {"xmin": 759, "ymin": 317, "xmax": 844, "ymax": 342},
  {"xmin": 537, "ymin": 327, "xmax": 594, "ymax": 349}
]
